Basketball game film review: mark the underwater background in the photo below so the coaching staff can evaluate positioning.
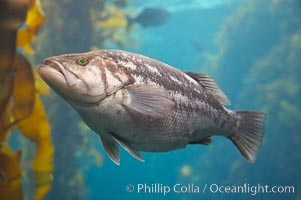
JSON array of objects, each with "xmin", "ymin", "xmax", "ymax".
[{"xmin": 0, "ymin": 0, "xmax": 300, "ymax": 200}]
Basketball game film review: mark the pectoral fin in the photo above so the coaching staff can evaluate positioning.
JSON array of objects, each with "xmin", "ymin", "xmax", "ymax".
[
  {"xmin": 122, "ymin": 84, "xmax": 175, "ymax": 118},
  {"xmin": 100, "ymin": 136, "xmax": 120, "ymax": 165},
  {"xmin": 111, "ymin": 134, "xmax": 144, "ymax": 162}
]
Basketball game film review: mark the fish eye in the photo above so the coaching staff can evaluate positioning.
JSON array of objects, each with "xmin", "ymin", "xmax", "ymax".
[{"xmin": 77, "ymin": 57, "xmax": 89, "ymax": 66}]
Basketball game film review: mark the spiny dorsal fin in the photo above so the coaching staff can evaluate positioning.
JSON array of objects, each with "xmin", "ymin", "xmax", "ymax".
[{"xmin": 183, "ymin": 71, "xmax": 231, "ymax": 105}]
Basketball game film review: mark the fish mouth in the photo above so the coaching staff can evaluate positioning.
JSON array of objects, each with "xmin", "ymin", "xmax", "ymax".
[
  {"xmin": 37, "ymin": 59, "xmax": 76, "ymax": 105},
  {"xmin": 44, "ymin": 59, "xmax": 63, "ymax": 72},
  {"xmin": 37, "ymin": 59, "xmax": 67, "ymax": 88}
]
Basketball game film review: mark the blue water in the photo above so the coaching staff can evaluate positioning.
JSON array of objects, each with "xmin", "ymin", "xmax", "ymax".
[{"xmin": 39, "ymin": 0, "xmax": 301, "ymax": 200}]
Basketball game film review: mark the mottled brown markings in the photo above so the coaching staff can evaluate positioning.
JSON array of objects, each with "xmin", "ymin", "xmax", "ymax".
[
  {"xmin": 104, "ymin": 60, "xmax": 117, "ymax": 71},
  {"xmin": 99, "ymin": 59, "xmax": 108, "ymax": 95},
  {"xmin": 104, "ymin": 60, "xmax": 126, "ymax": 84},
  {"xmin": 121, "ymin": 66, "xmax": 135, "ymax": 85},
  {"xmin": 101, "ymin": 50, "xmax": 225, "ymax": 113},
  {"xmin": 104, "ymin": 60, "xmax": 123, "ymax": 83},
  {"xmin": 63, "ymin": 61, "xmax": 93, "ymax": 90},
  {"xmin": 101, "ymin": 54, "xmax": 135, "ymax": 86}
]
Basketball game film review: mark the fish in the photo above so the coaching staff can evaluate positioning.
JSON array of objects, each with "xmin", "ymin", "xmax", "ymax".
[
  {"xmin": 37, "ymin": 50, "xmax": 266, "ymax": 165},
  {"xmin": 129, "ymin": 7, "xmax": 170, "ymax": 28}
]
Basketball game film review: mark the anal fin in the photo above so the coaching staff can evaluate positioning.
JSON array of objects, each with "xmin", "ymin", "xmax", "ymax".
[{"xmin": 189, "ymin": 136, "xmax": 212, "ymax": 145}]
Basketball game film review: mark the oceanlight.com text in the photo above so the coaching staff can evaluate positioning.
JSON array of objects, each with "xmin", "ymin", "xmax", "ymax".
[
  {"xmin": 125, "ymin": 183, "xmax": 295, "ymax": 196},
  {"xmin": 208, "ymin": 183, "xmax": 295, "ymax": 195}
]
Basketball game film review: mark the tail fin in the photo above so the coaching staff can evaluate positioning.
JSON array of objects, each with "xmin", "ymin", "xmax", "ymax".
[{"xmin": 230, "ymin": 111, "xmax": 266, "ymax": 163}]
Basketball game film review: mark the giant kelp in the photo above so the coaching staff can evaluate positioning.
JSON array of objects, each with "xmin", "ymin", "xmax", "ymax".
[
  {"xmin": 91, "ymin": 4, "xmax": 170, "ymax": 49},
  {"xmin": 0, "ymin": 0, "xmax": 54, "ymax": 200},
  {"xmin": 239, "ymin": 28, "xmax": 301, "ymax": 184},
  {"xmin": 238, "ymin": 2, "xmax": 301, "ymax": 195},
  {"xmin": 203, "ymin": 0, "xmax": 301, "ymax": 99},
  {"xmin": 17, "ymin": 0, "xmax": 46, "ymax": 55},
  {"xmin": 200, "ymin": 0, "xmax": 301, "ymax": 195},
  {"xmin": 0, "ymin": 150, "xmax": 23, "ymax": 200},
  {"xmin": 0, "ymin": 0, "xmax": 27, "ymax": 124},
  {"xmin": 91, "ymin": 3, "xmax": 139, "ymax": 48}
]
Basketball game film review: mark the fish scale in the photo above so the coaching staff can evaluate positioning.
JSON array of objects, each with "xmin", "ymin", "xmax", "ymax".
[{"xmin": 37, "ymin": 49, "xmax": 266, "ymax": 165}]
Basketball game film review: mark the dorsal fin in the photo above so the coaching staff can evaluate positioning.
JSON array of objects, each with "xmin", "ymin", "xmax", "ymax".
[{"xmin": 183, "ymin": 71, "xmax": 231, "ymax": 105}]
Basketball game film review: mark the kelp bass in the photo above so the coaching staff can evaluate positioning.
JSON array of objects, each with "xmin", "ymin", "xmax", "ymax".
[{"xmin": 37, "ymin": 50, "xmax": 266, "ymax": 165}]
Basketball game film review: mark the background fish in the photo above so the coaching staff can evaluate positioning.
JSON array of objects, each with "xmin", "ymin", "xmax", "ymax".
[
  {"xmin": 37, "ymin": 50, "xmax": 266, "ymax": 165},
  {"xmin": 129, "ymin": 7, "xmax": 170, "ymax": 27}
]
